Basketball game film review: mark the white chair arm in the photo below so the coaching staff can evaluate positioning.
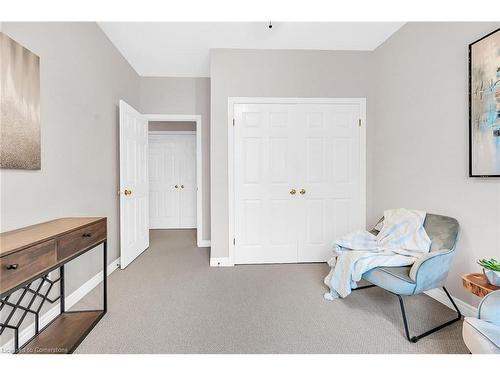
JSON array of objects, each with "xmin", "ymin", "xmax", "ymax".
[
  {"xmin": 478, "ymin": 290, "xmax": 500, "ymax": 326},
  {"xmin": 463, "ymin": 317, "xmax": 500, "ymax": 353}
]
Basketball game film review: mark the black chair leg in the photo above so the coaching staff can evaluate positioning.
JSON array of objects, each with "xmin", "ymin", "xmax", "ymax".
[
  {"xmin": 395, "ymin": 286, "xmax": 462, "ymax": 343},
  {"xmin": 396, "ymin": 294, "xmax": 414, "ymax": 342}
]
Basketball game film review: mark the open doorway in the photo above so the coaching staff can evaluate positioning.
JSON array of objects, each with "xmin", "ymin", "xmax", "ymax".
[
  {"xmin": 146, "ymin": 114, "xmax": 204, "ymax": 246},
  {"xmin": 119, "ymin": 102, "xmax": 206, "ymax": 269}
]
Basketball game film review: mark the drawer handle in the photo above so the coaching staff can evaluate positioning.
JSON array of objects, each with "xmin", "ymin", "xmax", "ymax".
[
  {"xmin": 82, "ymin": 233, "xmax": 92, "ymax": 238},
  {"xmin": 6, "ymin": 264, "xmax": 18, "ymax": 270}
]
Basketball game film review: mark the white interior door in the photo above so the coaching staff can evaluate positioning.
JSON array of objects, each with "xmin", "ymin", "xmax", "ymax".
[
  {"xmin": 178, "ymin": 135, "xmax": 197, "ymax": 227},
  {"xmin": 234, "ymin": 104, "xmax": 299, "ymax": 264},
  {"xmin": 149, "ymin": 135, "xmax": 180, "ymax": 228},
  {"xmin": 233, "ymin": 100, "xmax": 363, "ymax": 264},
  {"xmin": 119, "ymin": 100, "xmax": 149, "ymax": 269},
  {"xmin": 296, "ymin": 104, "xmax": 361, "ymax": 262},
  {"xmin": 149, "ymin": 133, "xmax": 196, "ymax": 229}
]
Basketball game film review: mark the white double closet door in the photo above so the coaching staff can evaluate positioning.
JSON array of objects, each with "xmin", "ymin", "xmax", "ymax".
[
  {"xmin": 149, "ymin": 133, "xmax": 196, "ymax": 229},
  {"xmin": 234, "ymin": 102, "xmax": 363, "ymax": 264}
]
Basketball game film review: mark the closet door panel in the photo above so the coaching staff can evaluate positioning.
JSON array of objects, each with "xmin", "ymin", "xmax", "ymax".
[
  {"xmin": 296, "ymin": 104, "xmax": 361, "ymax": 262},
  {"xmin": 233, "ymin": 101, "xmax": 363, "ymax": 265},
  {"xmin": 234, "ymin": 104, "xmax": 299, "ymax": 264},
  {"xmin": 149, "ymin": 136, "xmax": 180, "ymax": 228},
  {"xmin": 178, "ymin": 135, "xmax": 197, "ymax": 228}
]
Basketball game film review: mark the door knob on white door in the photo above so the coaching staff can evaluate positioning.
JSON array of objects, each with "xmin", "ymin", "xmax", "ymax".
[
  {"xmin": 175, "ymin": 185, "xmax": 179, "ymax": 189},
  {"xmin": 299, "ymin": 189, "xmax": 306, "ymax": 195},
  {"xmin": 290, "ymin": 189, "xmax": 297, "ymax": 195},
  {"xmin": 181, "ymin": 185, "xmax": 184, "ymax": 189}
]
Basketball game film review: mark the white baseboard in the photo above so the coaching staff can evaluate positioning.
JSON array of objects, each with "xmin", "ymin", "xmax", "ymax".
[
  {"xmin": 1, "ymin": 257, "xmax": 120, "ymax": 354},
  {"xmin": 197, "ymin": 240, "xmax": 211, "ymax": 248},
  {"xmin": 424, "ymin": 288, "xmax": 477, "ymax": 318},
  {"xmin": 65, "ymin": 257, "xmax": 120, "ymax": 308},
  {"xmin": 209, "ymin": 257, "xmax": 234, "ymax": 267}
]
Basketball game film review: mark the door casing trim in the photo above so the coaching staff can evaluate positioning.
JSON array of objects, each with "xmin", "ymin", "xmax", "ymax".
[{"xmin": 145, "ymin": 114, "xmax": 207, "ymax": 247}]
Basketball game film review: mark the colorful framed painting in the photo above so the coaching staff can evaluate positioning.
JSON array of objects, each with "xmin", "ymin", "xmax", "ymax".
[
  {"xmin": 469, "ymin": 28, "xmax": 500, "ymax": 177},
  {"xmin": 0, "ymin": 33, "xmax": 41, "ymax": 170}
]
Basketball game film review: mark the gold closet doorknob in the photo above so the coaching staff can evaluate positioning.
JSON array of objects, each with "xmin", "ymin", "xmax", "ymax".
[
  {"xmin": 175, "ymin": 185, "xmax": 179, "ymax": 189},
  {"xmin": 181, "ymin": 185, "xmax": 184, "ymax": 189},
  {"xmin": 300, "ymin": 189, "xmax": 306, "ymax": 195},
  {"xmin": 290, "ymin": 189, "xmax": 297, "ymax": 195},
  {"xmin": 124, "ymin": 189, "xmax": 132, "ymax": 196}
]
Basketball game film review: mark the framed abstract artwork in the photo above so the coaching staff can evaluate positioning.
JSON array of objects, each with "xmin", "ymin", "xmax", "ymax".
[
  {"xmin": 469, "ymin": 28, "xmax": 500, "ymax": 177},
  {"xmin": 0, "ymin": 33, "xmax": 41, "ymax": 170}
]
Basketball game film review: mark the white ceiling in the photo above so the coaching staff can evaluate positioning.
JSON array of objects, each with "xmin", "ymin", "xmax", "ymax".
[{"xmin": 98, "ymin": 22, "xmax": 404, "ymax": 77}]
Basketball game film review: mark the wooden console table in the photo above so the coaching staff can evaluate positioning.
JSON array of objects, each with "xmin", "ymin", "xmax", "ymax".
[
  {"xmin": 0, "ymin": 217, "xmax": 107, "ymax": 354},
  {"xmin": 462, "ymin": 273, "xmax": 500, "ymax": 298}
]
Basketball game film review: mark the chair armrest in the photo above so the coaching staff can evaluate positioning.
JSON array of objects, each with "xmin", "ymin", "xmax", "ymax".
[
  {"xmin": 409, "ymin": 249, "xmax": 453, "ymax": 281},
  {"xmin": 463, "ymin": 317, "xmax": 500, "ymax": 353},
  {"xmin": 409, "ymin": 249, "xmax": 455, "ymax": 293},
  {"xmin": 478, "ymin": 290, "xmax": 500, "ymax": 326}
]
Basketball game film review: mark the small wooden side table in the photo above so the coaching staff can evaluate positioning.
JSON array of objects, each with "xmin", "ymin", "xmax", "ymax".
[{"xmin": 462, "ymin": 273, "xmax": 500, "ymax": 298}]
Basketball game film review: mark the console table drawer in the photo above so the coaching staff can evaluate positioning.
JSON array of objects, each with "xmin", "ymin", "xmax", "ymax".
[
  {"xmin": 57, "ymin": 221, "xmax": 106, "ymax": 261},
  {"xmin": 1, "ymin": 240, "xmax": 57, "ymax": 295}
]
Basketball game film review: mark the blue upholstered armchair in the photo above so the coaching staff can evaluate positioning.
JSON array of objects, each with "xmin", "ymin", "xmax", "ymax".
[
  {"xmin": 463, "ymin": 290, "xmax": 500, "ymax": 353},
  {"xmin": 356, "ymin": 214, "xmax": 462, "ymax": 342}
]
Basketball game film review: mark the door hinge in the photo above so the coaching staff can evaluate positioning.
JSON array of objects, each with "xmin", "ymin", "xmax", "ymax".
[
  {"xmin": 233, "ymin": 238, "xmax": 236, "ymax": 245},
  {"xmin": 232, "ymin": 118, "xmax": 235, "ymax": 126},
  {"xmin": 358, "ymin": 119, "xmax": 362, "ymax": 127}
]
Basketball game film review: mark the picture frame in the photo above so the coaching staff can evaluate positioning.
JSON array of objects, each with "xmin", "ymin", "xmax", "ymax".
[
  {"xmin": 0, "ymin": 33, "xmax": 41, "ymax": 170},
  {"xmin": 469, "ymin": 27, "xmax": 500, "ymax": 177}
]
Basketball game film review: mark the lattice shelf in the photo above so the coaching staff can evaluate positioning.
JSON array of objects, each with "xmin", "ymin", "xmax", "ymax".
[{"xmin": 1, "ymin": 269, "xmax": 62, "ymax": 352}]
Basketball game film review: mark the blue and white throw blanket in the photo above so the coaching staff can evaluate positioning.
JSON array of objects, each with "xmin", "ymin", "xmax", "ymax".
[{"xmin": 324, "ymin": 208, "xmax": 431, "ymax": 300}]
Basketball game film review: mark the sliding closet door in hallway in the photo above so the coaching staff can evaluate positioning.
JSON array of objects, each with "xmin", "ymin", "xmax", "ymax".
[
  {"xmin": 233, "ymin": 100, "xmax": 364, "ymax": 264},
  {"xmin": 149, "ymin": 134, "xmax": 196, "ymax": 229}
]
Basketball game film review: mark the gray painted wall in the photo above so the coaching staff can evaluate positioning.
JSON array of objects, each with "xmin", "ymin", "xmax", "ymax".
[
  {"xmin": 210, "ymin": 31, "xmax": 500, "ymax": 307},
  {"xmin": 140, "ymin": 77, "xmax": 211, "ymax": 241},
  {"xmin": 0, "ymin": 23, "xmax": 140, "ymax": 296},
  {"xmin": 149, "ymin": 121, "xmax": 196, "ymax": 132},
  {"xmin": 372, "ymin": 22, "xmax": 500, "ymax": 305},
  {"xmin": 210, "ymin": 48, "xmax": 374, "ymax": 258}
]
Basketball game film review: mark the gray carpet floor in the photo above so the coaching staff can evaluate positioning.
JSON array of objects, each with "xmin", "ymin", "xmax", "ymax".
[{"xmin": 74, "ymin": 229, "xmax": 468, "ymax": 354}]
